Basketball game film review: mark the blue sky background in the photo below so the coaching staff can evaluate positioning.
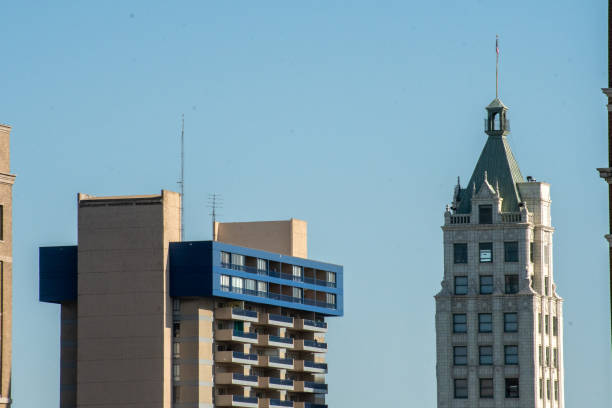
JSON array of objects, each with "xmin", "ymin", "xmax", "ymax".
[{"xmin": 1, "ymin": 1, "xmax": 610, "ymax": 406}]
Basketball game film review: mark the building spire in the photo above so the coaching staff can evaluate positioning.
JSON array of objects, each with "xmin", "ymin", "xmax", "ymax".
[{"xmin": 496, "ymin": 35, "xmax": 500, "ymax": 99}]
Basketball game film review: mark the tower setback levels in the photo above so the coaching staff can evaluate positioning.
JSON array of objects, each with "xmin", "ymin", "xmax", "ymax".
[{"xmin": 435, "ymin": 98, "xmax": 565, "ymax": 407}]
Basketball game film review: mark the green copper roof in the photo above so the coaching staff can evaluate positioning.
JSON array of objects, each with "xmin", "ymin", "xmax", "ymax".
[
  {"xmin": 486, "ymin": 97, "xmax": 508, "ymax": 110},
  {"xmin": 456, "ymin": 133, "xmax": 524, "ymax": 213}
]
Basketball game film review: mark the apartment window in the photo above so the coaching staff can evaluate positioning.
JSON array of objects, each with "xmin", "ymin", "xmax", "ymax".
[
  {"xmin": 325, "ymin": 292, "xmax": 336, "ymax": 306},
  {"xmin": 539, "ymin": 379, "xmax": 543, "ymax": 399},
  {"xmin": 479, "ymin": 204, "xmax": 493, "ymax": 224},
  {"xmin": 480, "ymin": 378, "xmax": 494, "ymax": 399},
  {"xmin": 173, "ymin": 385, "xmax": 180, "ymax": 403},
  {"xmin": 454, "ymin": 379, "xmax": 468, "ymax": 399},
  {"xmin": 453, "ymin": 314, "xmax": 467, "ymax": 333},
  {"xmin": 245, "ymin": 279, "xmax": 256, "ymax": 295},
  {"xmin": 553, "ymin": 316, "xmax": 558, "ymax": 336},
  {"xmin": 231, "ymin": 253, "xmax": 245, "ymax": 269},
  {"xmin": 530, "ymin": 242, "xmax": 534, "ymax": 263},
  {"xmin": 546, "ymin": 380, "xmax": 551, "ymax": 400},
  {"xmin": 479, "ymin": 243, "xmax": 493, "ymax": 263},
  {"xmin": 539, "ymin": 346, "xmax": 543, "ymax": 366},
  {"xmin": 504, "ymin": 313, "xmax": 518, "ymax": 332},
  {"xmin": 256, "ymin": 258, "xmax": 267, "ymax": 271},
  {"xmin": 504, "ymin": 345, "xmax": 518, "ymax": 365},
  {"xmin": 292, "ymin": 265, "xmax": 303, "ymax": 280},
  {"xmin": 173, "ymin": 364, "xmax": 180, "ymax": 381},
  {"xmin": 479, "ymin": 346, "xmax": 493, "ymax": 365},
  {"xmin": 326, "ymin": 271, "xmax": 336, "ymax": 284},
  {"xmin": 453, "ymin": 243, "xmax": 468, "ymax": 264},
  {"xmin": 544, "ymin": 276, "xmax": 550, "ymax": 296},
  {"xmin": 454, "ymin": 276, "xmax": 468, "ymax": 295},
  {"xmin": 554, "ymin": 380, "xmax": 559, "ymax": 401},
  {"xmin": 292, "ymin": 287, "xmax": 303, "ymax": 300},
  {"xmin": 504, "ymin": 241, "xmax": 519, "ymax": 262},
  {"xmin": 504, "ymin": 275, "xmax": 519, "ymax": 294},
  {"xmin": 479, "ymin": 275, "xmax": 493, "ymax": 294},
  {"xmin": 505, "ymin": 378, "xmax": 519, "ymax": 398},
  {"xmin": 173, "ymin": 342, "xmax": 180, "ymax": 358},
  {"xmin": 257, "ymin": 281, "xmax": 267, "ymax": 295},
  {"xmin": 479, "ymin": 314, "xmax": 492, "ymax": 333},
  {"xmin": 538, "ymin": 313, "xmax": 542, "ymax": 333},
  {"xmin": 173, "ymin": 323, "xmax": 180, "ymax": 338},
  {"xmin": 220, "ymin": 274, "xmax": 230, "ymax": 290},
  {"xmin": 220, "ymin": 251, "xmax": 231, "ymax": 265},
  {"xmin": 454, "ymin": 346, "xmax": 467, "ymax": 366},
  {"xmin": 545, "ymin": 347, "xmax": 550, "ymax": 366},
  {"xmin": 553, "ymin": 348, "xmax": 558, "ymax": 368},
  {"xmin": 231, "ymin": 276, "xmax": 244, "ymax": 293},
  {"xmin": 172, "ymin": 299, "xmax": 180, "ymax": 313},
  {"xmin": 545, "ymin": 314, "xmax": 549, "ymax": 334}
]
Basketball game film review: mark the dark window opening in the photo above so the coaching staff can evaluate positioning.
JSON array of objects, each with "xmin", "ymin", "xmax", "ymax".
[
  {"xmin": 479, "ymin": 204, "xmax": 493, "ymax": 224},
  {"xmin": 453, "ymin": 243, "xmax": 468, "ymax": 264}
]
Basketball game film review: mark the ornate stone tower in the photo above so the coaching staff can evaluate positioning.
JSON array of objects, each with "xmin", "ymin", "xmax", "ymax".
[
  {"xmin": 435, "ymin": 99, "xmax": 564, "ymax": 407},
  {"xmin": 0, "ymin": 125, "xmax": 15, "ymax": 407}
]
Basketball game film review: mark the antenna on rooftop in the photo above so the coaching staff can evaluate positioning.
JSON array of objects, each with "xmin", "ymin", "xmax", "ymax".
[
  {"xmin": 178, "ymin": 114, "xmax": 185, "ymax": 240},
  {"xmin": 208, "ymin": 193, "xmax": 223, "ymax": 241},
  {"xmin": 495, "ymin": 35, "xmax": 500, "ymax": 98}
]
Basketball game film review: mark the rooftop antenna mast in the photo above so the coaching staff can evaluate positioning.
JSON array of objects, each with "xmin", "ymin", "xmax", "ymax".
[
  {"xmin": 208, "ymin": 193, "xmax": 223, "ymax": 241},
  {"xmin": 178, "ymin": 114, "xmax": 185, "ymax": 240}
]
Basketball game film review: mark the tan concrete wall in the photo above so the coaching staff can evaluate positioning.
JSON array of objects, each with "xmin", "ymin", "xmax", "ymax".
[
  {"xmin": 0, "ymin": 124, "xmax": 14, "ymax": 408},
  {"xmin": 215, "ymin": 219, "xmax": 307, "ymax": 258},
  {"xmin": 76, "ymin": 191, "xmax": 180, "ymax": 408}
]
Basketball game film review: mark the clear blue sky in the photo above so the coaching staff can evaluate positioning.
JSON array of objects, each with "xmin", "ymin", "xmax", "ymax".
[{"xmin": 1, "ymin": 1, "xmax": 610, "ymax": 406}]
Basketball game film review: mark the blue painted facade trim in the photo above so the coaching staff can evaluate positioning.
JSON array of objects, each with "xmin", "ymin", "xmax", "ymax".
[{"xmin": 39, "ymin": 246, "xmax": 77, "ymax": 303}]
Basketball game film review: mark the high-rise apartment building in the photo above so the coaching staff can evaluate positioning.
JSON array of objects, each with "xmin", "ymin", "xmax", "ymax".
[
  {"xmin": 435, "ymin": 99, "xmax": 564, "ymax": 407},
  {"xmin": 39, "ymin": 192, "xmax": 342, "ymax": 408},
  {"xmin": 0, "ymin": 124, "xmax": 15, "ymax": 408}
]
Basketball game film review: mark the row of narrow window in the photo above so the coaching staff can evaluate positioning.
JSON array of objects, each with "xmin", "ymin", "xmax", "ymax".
[
  {"xmin": 454, "ymin": 345, "xmax": 518, "ymax": 365},
  {"xmin": 454, "ymin": 378, "xmax": 518, "ymax": 399},
  {"xmin": 538, "ymin": 346, "xmax": 559, "ymax": 368},
  {"xmin": 454, "ymin": 275, "xmax": 519, "ymax": 295},
  {"xmin": 537, "ymin": 313, "xmax": 559, "ymax": 336},
  {"xmin": 539, "ymin": 379, "xmax": 560, "ymax": 401},
  {"xmin": 454, "ymin": 242, "xmax": 549, "ymax": 264},
  {"xmin": 453, "ymin": 313, "xmax": 517, "ymax": 333}
]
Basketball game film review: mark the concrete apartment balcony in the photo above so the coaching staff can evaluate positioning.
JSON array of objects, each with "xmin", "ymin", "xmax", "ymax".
[
  {"xmin": 258, "ymin": 398, "xmax": 294, "ymax": 408},
  {"xmin": 257, "ymin": 377, "xmax": 294, "ymax": 391},
  {"xmin": 293, "ymin": 339, "xmax": 327, "ymax": 352},
  {"xmin": 258, "ymin": 334, "xmax": 294, "ymax": 349},
  {"xmin": 294, "ymin": 319, "xmax": 327, "ymax": 333},
  {"xmin": 293, "ymin": 381, "xmax": 328, "ymax": 394},
  {"xmin": 216, "ymin": 307, "xmax": 259, "ymax": 323},
  {"xmin": 293, "ymin": 360, "xmax": 327, "ymax": 374},
  {"xmin": 216, "ymin": 329, "xmax": 259, "ymax": 344},
  {"xmin": 257, "ymin": 355, "xmax": 294, "ymax": 369},
  {"xmin": 293, "ymin": 403, "xmax": 327, "ymax": 408},
  {"xmin": 216, "ymin": 372, "xmax": 259, "ymax": 387},
  {"xmin": 216, "ymin": 350, "xmax": 259, "ymax": 365},
  {"xmin": 216, "ymin": 394, "xmax": 259, "ymax": 408},
  {"xmin": 260, "ymin": 313, "xmax": 294, "ymax": 328}
]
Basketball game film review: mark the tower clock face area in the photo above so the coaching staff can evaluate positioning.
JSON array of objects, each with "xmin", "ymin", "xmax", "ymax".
[{"xmin": 435, "ymin": 98, "xmax": 564, "ymax": 408}]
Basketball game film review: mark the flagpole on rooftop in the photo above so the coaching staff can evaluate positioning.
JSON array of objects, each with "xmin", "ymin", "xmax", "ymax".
[{"xmin": 496, "ymin": 35, "xmax": 499, "ymax": 99}]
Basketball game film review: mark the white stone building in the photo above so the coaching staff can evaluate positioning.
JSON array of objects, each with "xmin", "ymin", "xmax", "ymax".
[{"xmin": 435, "ymin": 98, "xmax": 564, "ymax": 407}]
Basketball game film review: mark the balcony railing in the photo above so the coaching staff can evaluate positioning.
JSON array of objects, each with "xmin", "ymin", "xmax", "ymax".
[
  {"xmin": 304, "ymin": 360, "xmax": 328, "ymax": 370},
  {"xmin": 269, "ymin": 314, "xmax": 294, "ymax": 324},
  {"xmin": 233, "ymin": 351, "xmax": 258, "ymax": 362},
  {"xmin": 270, "ymin": 378, "xmax": 294, "ymax": 387},
  {"xmin": 220, "ymin": 285, "xmax": 337, "ymax": 310},
  {"xmin": 232, "ymin": 308, "xmax": 258, "ymax": 318},
  {"xmin": 233, "ymin": 373, "xmax": 258, "ymax": 383},
  {"xmin": 270, "ymin": 399, "xmax": 294, "ymax": 407},
  {"xmin": 220, "ymin": 262, "xmax": 337, "ymax": 288},
  {"xmin": 449, "ymin": 214, "xmax": 470, "ymax": 224},
  {"xmin": 270, "ymin": 356, "xmax": 293, "ymax": 366},
  {"xmin": 304, "ymin": 340, "xmax": 327, "ymax": 350},
  {"xmin": 233, "ymin": 395, "xmax": 258, "ymax": 404},
  {"xmin": 233, "ymin": 330, "xmax": 257, "ymax": 340},
  {"xmin": 269, "ymin": 335, "xmax": 294, "ymax": 345},
  {"xmin": 305, "ymin": 404, "xmax": 328, "ymax": 408},
  {"xmin": 303, "ymin": 319, "xmax": 327, "ymax": 329},
  {"xmin": 305, "ymin": 382, "xmax": 328, "ymax": 392}
]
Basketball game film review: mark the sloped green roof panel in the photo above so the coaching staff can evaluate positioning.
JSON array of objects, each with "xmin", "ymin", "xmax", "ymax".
[{"xmin": 456, "ymin": 134, "xmax": 524, "ymax": 213}]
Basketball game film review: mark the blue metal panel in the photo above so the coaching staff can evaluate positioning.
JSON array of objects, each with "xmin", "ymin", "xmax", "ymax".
[
  {"xmin": 169, "ymin": 241, "xmax": 213, "ymax": 297},
  {"xmin": 39, "ymin": 246, "xmax": 77, "ymax": 303},
  {"xmin": 169, "ymin": 241, "xmax": 343, "ymax": 316}
]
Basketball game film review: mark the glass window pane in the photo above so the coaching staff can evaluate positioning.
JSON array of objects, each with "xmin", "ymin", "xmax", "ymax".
[
  {"xmin": 453, "ymin": 314, "xmax": 467, "ymax": 333},
  {"xmin": 454, "ymin": 379, "xmax": 468, "ymax": 399},
  {"xmin": 455, "ymin": 276, "xmax": 468, "ymax": 295},
  {"xmin": 480, "ymin": 275, "xmax": 493, "ymax": 294},
  {"xmin": 479, "ymin": 346, "xmax": 493, "ymax": 365},
  {"xmin": 505, "ymin": 378, "xmax": 519, "ymax": 398},
  {"xmin": 479, "ymin": 313, "xmax": 492, "ymax": 332},
  {"xmin": 505, "ymin": 275, "xmax": 519, "ymax": 294},
  {"xmin": 504, "ymin": 241, "xmax": 519, "ymax": 262},
  {"xmin": 479, "ymin": 243, "xmax": 493, "ymax": 263},
  {"xmin": 220, "ymin": 251, "xmax": 231, "ymax": 265},
  {"xmin": 454, "ymin": 346, "xmax": 467, "ymax": 365},
  {"xmin": 505, "ymin": 345, "xmax": 518, "ymax": 365},
  {"xmin": 504, "ymin": 313, "xmax": 518, "ymax": 332},
  {"xmin": 453, "ymin": 243, "xmax": 468, "ymax": 264},
  {"xmin": 480, "ymin": 379, "xmax": 494, "ymax": 398},
  {"xmin": 479, "ymin": 205, "xmax": 492, "ymax": 224}
]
